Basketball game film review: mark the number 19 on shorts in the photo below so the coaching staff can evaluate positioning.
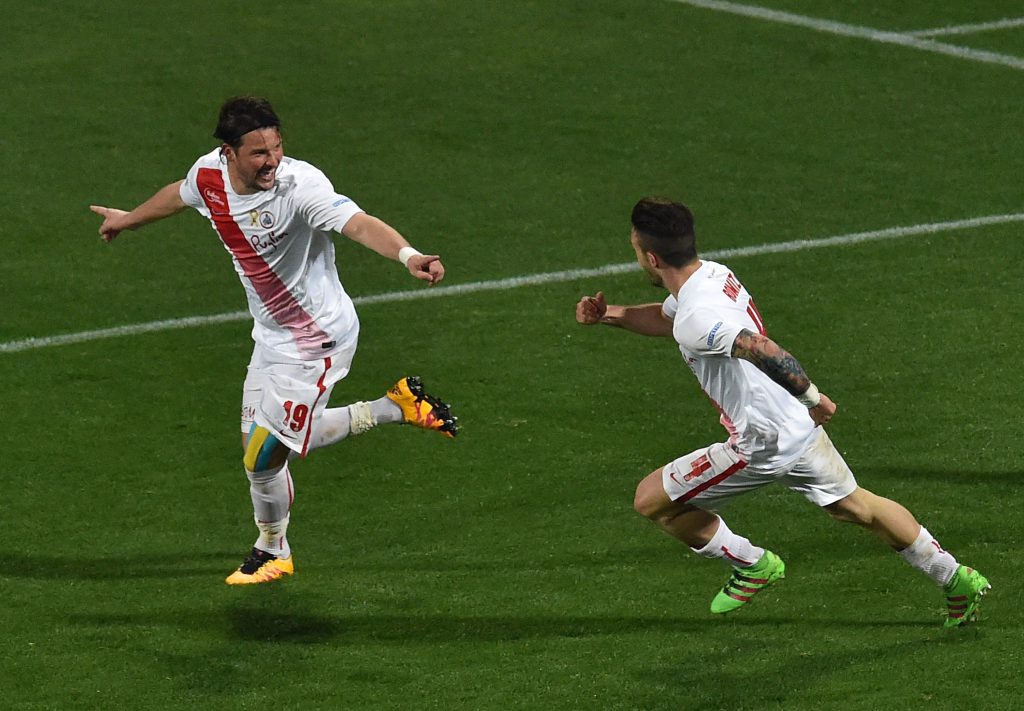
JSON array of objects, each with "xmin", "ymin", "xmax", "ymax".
[{"xmin": 282, "ymin": 400, "xmax": 310, "ymax": 432}]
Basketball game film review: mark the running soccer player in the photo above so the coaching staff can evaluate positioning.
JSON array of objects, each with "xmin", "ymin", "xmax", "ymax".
[
  {"xmin": 90, "ymin": 96, "xmax": 459, "ymax": 584},
  {"xmin": 575, "ymin": 197, "xmax": 990, "ymax": 627}
]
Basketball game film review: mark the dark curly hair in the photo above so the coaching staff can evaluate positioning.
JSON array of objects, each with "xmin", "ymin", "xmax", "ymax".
[{"xmin": 213, "ymin": 96, "xmax": 281, "ymax": 149}]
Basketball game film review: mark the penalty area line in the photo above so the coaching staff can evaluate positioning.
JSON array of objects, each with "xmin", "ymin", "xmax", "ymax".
[
  {"xmin": 3, "ymin": 211, "xmax": 1023, "ymax": 354},
  {"xmin": 907, "ymin": 17, "xmax": 1024, "ymax": 38},
  {"xmin": 668, "ymin": 0, "xmax": 1024, "ymax": 72}
]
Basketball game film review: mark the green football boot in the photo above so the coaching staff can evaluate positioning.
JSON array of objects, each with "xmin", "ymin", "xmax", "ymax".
[
  {"xmin": 943, "ymin": 565, "xmax": 991, "ymax": 628},
  {"xmin": 710, "ymin": 550, "xmax": 786, "ymax": 614}
]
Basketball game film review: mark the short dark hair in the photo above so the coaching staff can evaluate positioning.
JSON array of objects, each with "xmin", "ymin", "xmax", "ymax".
[
  {"xmin": 630, "ymin": 197, "xmax": 697, "ymax": 268},
  {"xmin": 213, "ymin": 96, "xmax": 281, "ymax": 149}
]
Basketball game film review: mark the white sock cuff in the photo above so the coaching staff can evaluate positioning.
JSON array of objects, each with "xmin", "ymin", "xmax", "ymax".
[
  {"xmin": 900, "ymin": 526, "xmax": 933, "ymax": 561},
  {"xmin": 692, "ymin": 516, "xmax": 727, "ymax": 556},
  {"xmin": 255, "ymin": 512, "xmax": 290, "ymax": 528},
  {"xmin": 348, "ymin": 401, "xmax": 377, "ymax": 435},
  {"xmin": 899, "ymin": 526, "xmax": 958, "ymax": 587}
]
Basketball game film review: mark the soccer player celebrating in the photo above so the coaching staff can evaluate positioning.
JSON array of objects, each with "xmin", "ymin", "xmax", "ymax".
[
  {"xmin": 91, "ymin": 97, "xmax": 458, "ymax": 584},
  {"xmin": 575, "ymin": 197, "xmax": 989, "ymax": 627}
]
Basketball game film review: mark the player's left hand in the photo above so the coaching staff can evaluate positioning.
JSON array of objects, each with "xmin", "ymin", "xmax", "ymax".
[
  {"xmin": 407, "ymin": 254, "xmax": 445, "ymax": 286},
  {"xmin": 809, "ymin": 393, "xmax": 836, "ymax": 426}
]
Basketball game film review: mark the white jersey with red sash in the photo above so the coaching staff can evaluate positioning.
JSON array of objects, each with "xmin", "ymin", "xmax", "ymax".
[
  {"xmin": 662, "ymin": 260, "xmax": 817, "ymax": 473},
  {"xmin": 179, "ymin": 149, "xmax": 363, "ymax": 360}
]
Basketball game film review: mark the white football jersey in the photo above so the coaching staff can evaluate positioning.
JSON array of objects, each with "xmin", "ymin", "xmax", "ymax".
[
  {"xmin": 179, "ymin": 149, "xmax": 363, "ymax": 360},
  {"xmin": 662, "ymin": 260, "xmax": 817, "ymax": 471}
]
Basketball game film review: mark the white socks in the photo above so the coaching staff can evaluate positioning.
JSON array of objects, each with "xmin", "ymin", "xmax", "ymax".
[
  {"xmin": 899, "ymin": 526, "xmax": 959, "ymax": 587},
  {"xmin": 247, "ymin": 464, "xmax": 292, "ymax": 558},
  {"xmin": 370, "ymin": 395, "xmax": 403, "ymax": 424},
  {"xmin": 255, "ymin": 515, "xmax": 291, "ymax": 559},
  {"xmin": 691, "ymin": 517, "xmax": 765, "ymax": 568},
  {"xmin": 243, "ymin": 395, "xmax": 405, "ymax": 559},
  {"xmin": 687, "ymin": 519, "xmax": 958, "ymax": 585},
  {"xmin": 305, "ymin": 396, "xmax": 404, "ymax": 450}
]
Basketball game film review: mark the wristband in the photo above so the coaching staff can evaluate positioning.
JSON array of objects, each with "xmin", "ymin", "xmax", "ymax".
[
  {"xmin": 398, "ymin": 246, "xmax": 422, "ymax": 267},
  {"xmin": 797, "ymin": 382, "xmax": 821, "ymax": 408}
]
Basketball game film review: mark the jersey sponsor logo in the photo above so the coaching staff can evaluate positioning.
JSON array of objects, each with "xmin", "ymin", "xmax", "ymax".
[
  {"xmin": 249, "ymin": 230, "xmax": 288, "ymax": 252},
  {"xmin": 259, "ymin": 211, "xmax": 275, "ymax": 229},
  {"xmin": 331, "ymin": 196, "xmax": 351, "ymax": 207},
  {"xmin": 203, "ymin": 187, "xmax": 227, "ymax": 209},
  {"xmin": 706, "ymin": 321, "xmax": 723, "ymax": 347}
]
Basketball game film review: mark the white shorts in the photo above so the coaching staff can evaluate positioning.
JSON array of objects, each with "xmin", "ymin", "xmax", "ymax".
[
  {"xmin": 662, "ymin": 428, "xmax": 857, "ymax": 511},
  {"xmin": 241, "ymin": 341, "xmax": 357, "ymax": 457}
]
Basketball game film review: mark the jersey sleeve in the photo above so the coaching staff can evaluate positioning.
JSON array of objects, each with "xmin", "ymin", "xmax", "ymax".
[
  {"xmin": 293, "ymin": 166, "xmax": 363, "ymax": 232},
  {"xmin": 178, "ymin": 158, "xmax": 205, "ymax": 208},
  {"xmin": 674, "ymin": 307, "xmax": 744, "ymax": 357},
  {"xmin": 661, "ymin": 294, "xmax": 678, "ymax": 320}
]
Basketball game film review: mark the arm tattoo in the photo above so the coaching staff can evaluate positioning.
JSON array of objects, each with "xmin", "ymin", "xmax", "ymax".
[{"xmin": 731, "ymin": 329, "xmax": 811, "ymax": 396}]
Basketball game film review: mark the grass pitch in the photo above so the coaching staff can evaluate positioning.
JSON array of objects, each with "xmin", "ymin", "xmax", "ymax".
[{"xmin": 2, "ymin": 1, "xmax": 1022, "ymax": 709}]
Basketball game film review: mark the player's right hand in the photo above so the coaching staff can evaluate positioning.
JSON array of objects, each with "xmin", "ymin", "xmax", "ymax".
[
  {"xmin": 576, "ymin": 291, "xmax": 607, "ymax": 325},
  {"xmin": 89, "ymin": 205, "xmax": 129, "ymax": 242}
]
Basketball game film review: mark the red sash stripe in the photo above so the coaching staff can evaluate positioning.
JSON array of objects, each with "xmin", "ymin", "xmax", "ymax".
[{"xmin": 196, "ymin": 168, "xmax": 327, "ymax": 351}]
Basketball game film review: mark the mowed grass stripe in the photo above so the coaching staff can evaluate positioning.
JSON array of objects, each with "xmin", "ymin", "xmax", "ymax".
[
  {"xmin": 4, "ymin": 212, "xmax": 1023, "ymax": 354},
  {"xmin": 670, "ymin": 0, "xmax": 1024, "ymax": 71}
]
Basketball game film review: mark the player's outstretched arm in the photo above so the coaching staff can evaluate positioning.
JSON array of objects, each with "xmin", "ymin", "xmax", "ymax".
[
  {"xmin": 341, "ymin": 212, "xmax": 444, "ymax": 286},
  {"xmin": 575, "ymin": 292, "xmax": 674, "ymax": 337},
  {"xmin": 89, "ymin": 180, "xmax": 187, "ymax": 242},
  {"xmin": 731, "ymin": 328, "xmax": 836, "ymax": 425}
]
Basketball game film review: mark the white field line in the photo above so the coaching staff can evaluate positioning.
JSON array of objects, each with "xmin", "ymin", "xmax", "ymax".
[
  {"xmin": 668, "ymin": 0, "xmax": 1024, "ymax": 71},
  {"xmin": 908, "ymin": 17, "xmax": 1024, "ymax": 38},
  {"xmin": 3, "ymin": 212, "xmax": 1023, "ymax": 355}
]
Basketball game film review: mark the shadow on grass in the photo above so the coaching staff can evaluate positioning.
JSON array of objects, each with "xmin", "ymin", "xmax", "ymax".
[
  {"xmin": 69, "ymin": 602, "xmax": 953, "ymax": 647},
  {"xmin": 632, "ymin": 621, "xmax": 994, "ymax": 711},
  {"xmin": 3, "ymin": 547, "xmax": 674, "ymax": 578},
  {"xmin": 62, "ymin": 595, "xmax": 1005, "ymax": 705},
  {"xmin": 2, "ymin": 551, "xmax": 239, "ymax": 580}
]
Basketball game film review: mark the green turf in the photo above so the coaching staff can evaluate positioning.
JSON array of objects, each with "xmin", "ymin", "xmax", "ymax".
[{"xmin": 2, "ymin": 1, "xmax": 1022, "ymax": 709}]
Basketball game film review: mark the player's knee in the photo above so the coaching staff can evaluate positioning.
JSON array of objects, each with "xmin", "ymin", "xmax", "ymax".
[
  {"xmin": 243, "ymin": 425, "xmax": 289, "ymax": 472},
  {"xmin": 634, "ymin": 477, "xmax": 669, "ymax": 520},
  {"xmin": 634, "ymin": 489, "xmax": 654, "ymax": 518}
]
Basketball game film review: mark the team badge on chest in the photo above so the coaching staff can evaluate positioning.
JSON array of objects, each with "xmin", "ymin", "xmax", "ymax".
[{"xmin": 248, "ymin": 210, "xmax": 275, "ymax": 229}]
